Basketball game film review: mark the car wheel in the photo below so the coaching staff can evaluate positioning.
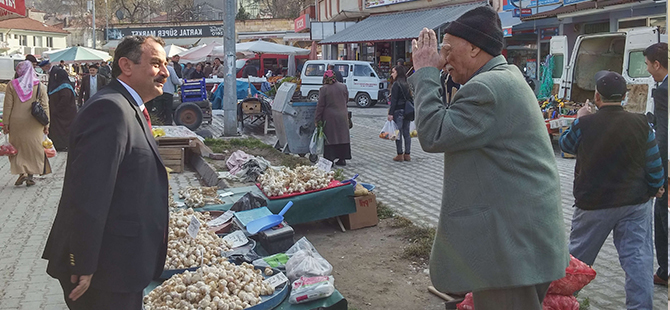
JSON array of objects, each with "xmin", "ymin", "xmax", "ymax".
[
  {"xmin": 307, "ymin": 91, "xmax": 319, "ymax": 102},
  {"xmin": 174, "ymin": 102, "xmax": 203, "ymax": 131},
  {"xmin": 355, "ymin": 93, "xmax": 372, "ymax": 108}
]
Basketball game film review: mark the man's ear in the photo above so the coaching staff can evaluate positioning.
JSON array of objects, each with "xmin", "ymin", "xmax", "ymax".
[
  {"xmin": 117, "ymin": 57, "xmax": 133, "ymax": 77},
  {"xmin": 469, "ymin": 43, "xmax": 482, "ymax": 58}
]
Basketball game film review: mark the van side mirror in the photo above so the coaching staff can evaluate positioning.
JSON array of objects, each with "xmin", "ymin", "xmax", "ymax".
[{"xmin": 370, "ymin": 73, "xmax": 375, "ymax": 77}]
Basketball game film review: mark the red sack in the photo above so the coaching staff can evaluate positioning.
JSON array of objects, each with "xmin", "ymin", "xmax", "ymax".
[
  {"xmin": 543, "ymin": 294, "xmax": 580, "ymax": 310},
  {"xmin": 547, "ymin": 255, "xmax": 596, "ymax": 295},
  {"xmin": 456, "ymin": 293, "xmax": 474, "ymax": 310},
  {"xmin": 0, "ymin": 135, "xmax": 17, "ymax": 156}
]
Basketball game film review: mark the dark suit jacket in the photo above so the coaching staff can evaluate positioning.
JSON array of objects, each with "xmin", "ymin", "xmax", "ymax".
[
  {"xmin": 653, "ymin": 78, "xmax": 668, "ymax": 183},
  {"xmin": 79, "ymin": 74, "xmax": 109, "ymax": 105},
  {"xmin": 42, "ymin": 79, "xmax": 169, "ymax": 293}
]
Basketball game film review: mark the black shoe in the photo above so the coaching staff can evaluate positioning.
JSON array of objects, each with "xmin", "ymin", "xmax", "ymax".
[{"xmin": 335, "ymin": 159, "xmax": 346, "ymax": 166}]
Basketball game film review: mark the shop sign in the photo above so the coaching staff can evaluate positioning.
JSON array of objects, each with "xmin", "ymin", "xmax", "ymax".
[
  {"xmin": 0, "ymin": 0, "xmax": 25, "ymax": 21},
  {"xmin": 365, "ymin": 0, "xmax": 418, "ymax": 9},
  {"xmin": 503, "ymin": 28, "xmax": 513, "ymax": 37},
  {"xmin": 540, "ymin": 27, "xmax": 558, "ymax": 40},
  {"xmin": 504, "ymin": 0, "xmax": 561, "ymax": 10},
  {"xmin": 513, "ymin": 8, "xmax": 532, "ymax": 17},
  {"xmin": 294, "ymin": 14, "xmax": 309, "ymax": 32},
  {"xmin": 105, "ymin": 24, "xmax": 225, "ymax": 40},
  {"xmin": 563, "ymin": 0, "xmax": 590, "ymax": 5}
]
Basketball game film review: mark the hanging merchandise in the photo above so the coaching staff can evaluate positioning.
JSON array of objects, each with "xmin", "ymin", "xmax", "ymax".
[{"xmin": 537, "ymin": 54, "xmax": 555, "ymax": 99}]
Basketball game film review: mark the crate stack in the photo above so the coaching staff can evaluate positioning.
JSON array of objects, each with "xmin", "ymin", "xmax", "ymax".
[{"xmin": 181, "ymin": 78, "xmax": 207, "ymax": 103}]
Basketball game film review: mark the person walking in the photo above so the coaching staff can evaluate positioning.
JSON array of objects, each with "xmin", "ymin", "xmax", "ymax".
[
  {"xmin": 409, "ymin": 7, "xmax": 568, "ymax": 309},
  {"xmin": 98, "ymin": 61, "xmax": 112, "ymax": 80},
  {"xmin": 387, "ymin": 65, "xmax": 413, "ymax": 162},
  {"xmin": 2, "ymin": 60, "xmax": 52, "ymax": 186},
  {"xmin": 47, "ymin": 68, "xmax": 77, "ymax": 151},
  {"xmin": 78, "ymin": 64, "xmax": 109, "ymax": 107},
  {"xmin": 39, "ymin": 60, "xmax": 67, "ymax": 93},
  {"xmin": 559, "ymin": 71, "xmax": 664, "ymax": 310},
  {"xmin": 315, "ymin": 70, "xmax": 351, "ymax": 166},
  {"xmin": 42, "ymin": 35, "xmax": 170, "ymax": 310},
  {"xmin": 643, "ymin": 42, "xmax": 668, "ymax": 287}
]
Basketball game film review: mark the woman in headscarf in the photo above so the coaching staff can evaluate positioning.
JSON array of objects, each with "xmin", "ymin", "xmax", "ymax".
[
  {"xmin": 47, "ymin": 67, "xmax": 77, "ymax": 151},
  {"xmin": 2, "ymin": 60, "xmax": 51, "ymax": 186},
  {"xmin": 314, "ymin": 70, "xmax": 351, "ymax": 166}
]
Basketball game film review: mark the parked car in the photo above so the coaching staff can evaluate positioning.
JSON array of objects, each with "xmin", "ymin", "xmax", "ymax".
[
  {"xmin": 550, "ymin": 26, "xmax": 667, "ymax": 114},
  {"xmin": 299, "ymin": 60, "xmax": 389, "ymax": 108}
]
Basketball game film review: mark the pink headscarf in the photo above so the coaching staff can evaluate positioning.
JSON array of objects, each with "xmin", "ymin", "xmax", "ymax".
[{"xmin": 11, "ymin": 60, "xmax": 40, "ymax": 102}]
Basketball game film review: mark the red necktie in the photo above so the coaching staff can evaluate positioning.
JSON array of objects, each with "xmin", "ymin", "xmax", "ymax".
[{"xmin": 142, "ymin": 107, "xmax": 152, "ymax": 131}]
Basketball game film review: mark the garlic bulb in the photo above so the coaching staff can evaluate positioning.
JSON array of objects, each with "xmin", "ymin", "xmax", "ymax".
[
  {"xmin": 179, "ymin": 187, "xmax": 223, "ymax": 208},
  {"xmin": 165, "ymin": 209, "xmax": 232, "ymax": 270},
  {"xmin": 145, "ymin": 263, "xmax": 276, "ymax": 310},
  {"xmin": 258, "ymin": 166, "xmax": 335, "ymax": 197}
]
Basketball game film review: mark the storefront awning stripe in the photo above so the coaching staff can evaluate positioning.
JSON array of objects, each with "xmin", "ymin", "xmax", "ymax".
[{"xmin": 319, "ymin": 2, "xmax": 486, "ymax": 45}]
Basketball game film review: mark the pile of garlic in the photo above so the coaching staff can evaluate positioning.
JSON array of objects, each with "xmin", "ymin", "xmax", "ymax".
[
  {"xmin": 145, "ymin": 263, "xmax": 275, "ymax": 310},
  {"xmin": 165, "ymin": 209, "xmax": 232, "ymax": 270},
  {"xmin": 179, "ymin": 187, "xmax": 223, "ymax": 208},
  {"xmin": 258, "ymin": 166, "xmax": 335, "ymax": 197}
]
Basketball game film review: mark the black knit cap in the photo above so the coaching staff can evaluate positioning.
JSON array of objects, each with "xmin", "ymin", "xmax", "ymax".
[{"xmin": 445, "ymin": 6, "xmax": 504, "ymax": 57}]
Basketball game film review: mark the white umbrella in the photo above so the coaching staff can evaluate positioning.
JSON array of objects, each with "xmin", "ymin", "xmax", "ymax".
[
  {"xmin": 177, "ymin": 43, "xmax": 222, "ymax": 64},
  {"xmin": 235, "ymin": 40, "xmax": 311, "ymax": 56},
  {"xmin": 164, "ymin": 44, "xmax": 187, "ymax": 57}
]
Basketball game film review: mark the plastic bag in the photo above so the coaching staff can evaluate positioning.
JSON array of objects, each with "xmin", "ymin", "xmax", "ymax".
[
  {"xmin": 457, "ymin": 292, "xmax": 580, "ymax": 310},
  {"xmin": 542, "ymin": 294, "xmax": 580, "ymax": 310},
  {"xmin": 231, "ymin": 192, "xmax": 267, "ymax": 212},
  {"xmin": 43, "ymin": 135, "xmax": 56, "ymax": 158},
  {"xmin": 289, "ymin": 276, "xmax": 335, "ymax": 304},
  {"xmin": 409, "ymin": 121, "xmax": 418, "ymax": 138},
  {"xmin": 285, "ymin": 237, "xmax": 333, "ymax": 282},
  {"xmin": 547, "ymin": 255, "xmax": 596, "ymax": 296},
  {"xmin": 0, "ymin": 134, "xmax": 17, "ymax": 156},
  {"xmin": 310, "ymin": 124, "xmax": 325, "ymax": 155},
  {"xmin": 379, "ymin": 120, "xmax": 399, "ymax": 140}
]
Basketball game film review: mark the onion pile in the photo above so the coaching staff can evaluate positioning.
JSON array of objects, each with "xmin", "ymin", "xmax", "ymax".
[
  {"xmin": 258, "ymin": 166, "xmax": 335, "ymax": 197},
  {"xmin": 144, "ymin": 263, "xmax": 275, "ymax": 310},
  {"xmin": 165, "ymin": 208, "xmax": 232, "ymax": 270}
]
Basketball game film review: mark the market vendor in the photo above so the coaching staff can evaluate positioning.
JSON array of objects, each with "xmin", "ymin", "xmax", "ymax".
[{"xmin": 408, "ymin": 6, "xmax": 568, "ymax": 309}]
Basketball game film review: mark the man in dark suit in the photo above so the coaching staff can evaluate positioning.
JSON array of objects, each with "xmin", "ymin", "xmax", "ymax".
[
  {"xmin": 644, "ymin": 42, "xmax": 668, "ymax": 287},
  {"xmin": 39, "ymin": 60, "xmax": 67, "ymax": 93},
  {"xmin": 42, "ymin": 35, "xmax": 170, "ymax": 309},
  {"xmin": 78, "ymin": 64, "xmax": 109, "ymax": 107}
]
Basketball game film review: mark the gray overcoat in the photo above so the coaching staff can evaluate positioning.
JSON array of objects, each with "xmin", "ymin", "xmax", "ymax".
[
  {"xmin": 408, "ymin": 55, "xmax": 569, "ymax": 293},
  {"xmin": 315, "ymin": 82, "xmax": 350, "ymax": 145}
]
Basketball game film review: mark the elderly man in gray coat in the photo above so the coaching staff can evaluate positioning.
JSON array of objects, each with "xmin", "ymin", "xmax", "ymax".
[{"xmin": 408, "ymin": 6, "xmax": 569, "ymax": 309}]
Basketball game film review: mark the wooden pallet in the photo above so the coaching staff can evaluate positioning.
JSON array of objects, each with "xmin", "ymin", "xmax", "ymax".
[
  {"xmin": 156, "ymin": 137, "xmax": 196, "ymax": 148},
  {"xmin": 159, "ymin": 147, "xmax": 185, "ymax": 173}
]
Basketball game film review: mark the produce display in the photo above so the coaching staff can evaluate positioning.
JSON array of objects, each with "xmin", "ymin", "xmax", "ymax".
[
  {"xmin": 179, "ymin": 187, "xmax": 224, "ymax": 208},
  {"xmin": 258, "ymin": 166, "xmax": 335, "ymax": 197},
  {"xmin": 354, "ymin": 183, "xmax": 369, "ymax": 197},
  {"xmin": 144, "ymin": 263, "xmax": 275, "ymax": 310},
  {"xmin": 165, "ymin": 209, "xmax": 232, "ymax": 270}
]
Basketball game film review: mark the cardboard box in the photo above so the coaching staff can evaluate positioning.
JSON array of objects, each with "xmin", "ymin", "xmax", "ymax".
[{"xmin": 341, "ymin": 192, "xmax": 379, "ymax": 230}]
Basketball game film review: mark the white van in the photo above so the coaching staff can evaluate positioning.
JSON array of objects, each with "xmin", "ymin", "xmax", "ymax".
[
  {"xmin": 0, "ymin": 56, "xmax": 25, "ymax": 82},
  {"xmin": 551, "ymin": 27, "xmax": 667, "ymax": 114},
  {"xmin": 300, "ymin": 60, "xmax": 388, "ymax": 108}
]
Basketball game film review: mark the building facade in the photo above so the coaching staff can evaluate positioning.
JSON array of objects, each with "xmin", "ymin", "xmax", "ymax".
[{"xmin": 0, "ymin": 17, "xmax": 69, "ymax": 56}]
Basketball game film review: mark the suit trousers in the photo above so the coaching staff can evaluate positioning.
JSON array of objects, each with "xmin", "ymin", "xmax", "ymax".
[
  {"xmin": 472, "ymin": 281, "xmax": 551, "ymax": 310},
  {"xmin": 58, "ymin": 278, "xmax": 142, "ymax": 310}
]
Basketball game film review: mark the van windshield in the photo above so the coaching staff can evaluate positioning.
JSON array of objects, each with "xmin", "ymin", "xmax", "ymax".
[
  {"xmin": 235, "ymin": 59, "xmax": 247, "ymax": 73},
  {"xmin": 371, "ymin": 64, "xmax": 387, "ymax": 79}
]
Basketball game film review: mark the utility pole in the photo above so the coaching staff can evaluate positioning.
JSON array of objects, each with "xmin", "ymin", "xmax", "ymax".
[
  {"xmin": 88, "ymin": 0, "xmax": 96, "ymax": 48},
  {"xmin": 222, "ymin": 0, "xmax": 237, "ymax": 136},
  {"xmin": 105, "ymin": 0, "xmax": 109, "ymax": 42}
]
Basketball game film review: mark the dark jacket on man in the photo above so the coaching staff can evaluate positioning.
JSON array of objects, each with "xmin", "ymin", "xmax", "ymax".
[
  {"xmin": 79, "ymin": 74, "xmax": 109, "ymax": 106},
  {"xmin": 172, "ymin": 61, "xmax": 183, "ymax": 78},
  {"xmin": 42, "ymin": 79, "xmax": 169, "ymax": 293},
  {"xmin": 653, "ymin": 77, "xmax": 668, "ymax": 182},
  {"xmin": 559, "ymin": 105, "xmax": 664, "ymax": 210}
]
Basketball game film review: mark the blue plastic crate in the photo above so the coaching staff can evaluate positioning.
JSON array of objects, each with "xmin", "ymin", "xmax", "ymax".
[{"xmin": 181, "ymin": 78, "xmax": 207, "ymax": 102}]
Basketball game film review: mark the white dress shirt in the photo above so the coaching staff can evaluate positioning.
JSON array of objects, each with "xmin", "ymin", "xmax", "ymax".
[
  {"xmin": 117, "ymin": 79, "xmax": 146, "ymax": 111},
  {"xmin": 90, "ymin": 75, "xmax": 98, "ymax": 97}
]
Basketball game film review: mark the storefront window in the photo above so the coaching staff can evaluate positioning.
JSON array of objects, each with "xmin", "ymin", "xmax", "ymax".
[
  {"xmin": 552, "ymin": 54, "xmax": 564, "ymax": 78},
  {"xmin": 628, "ymin": 51, "xmax": 651, "ymax": 78},
  {"xmin": 305, "ymin": 64, "xmax": 325, "ymax": 76}
]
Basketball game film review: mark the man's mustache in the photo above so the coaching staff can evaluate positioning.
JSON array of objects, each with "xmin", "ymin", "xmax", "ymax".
[{"xmin": 154, "ymin": 76, "xmax": 167, "ymax": 83}]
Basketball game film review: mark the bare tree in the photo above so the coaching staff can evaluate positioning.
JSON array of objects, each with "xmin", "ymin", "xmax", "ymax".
[{"xmin": 253, "ymin": 0, "xmax": 307, "ymax": 19}]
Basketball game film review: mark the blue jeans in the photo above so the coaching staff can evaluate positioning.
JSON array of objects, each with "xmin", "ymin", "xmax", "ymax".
[
  {"xmin": 393, "ymin": 111, "xmax": 411, "ymax": 155},
  {"xmin": 569, "ymin": 200, "xmax": 654, "ymax": 310}
]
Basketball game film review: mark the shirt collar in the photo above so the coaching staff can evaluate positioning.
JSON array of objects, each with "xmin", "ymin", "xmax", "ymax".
[
  {"xmin": 117, "ymin": 79, "xmax": 145, "ymax": 110},
  {"xmin": 663, "ymin": 75, "xmax": 667, "ymax": 84}
]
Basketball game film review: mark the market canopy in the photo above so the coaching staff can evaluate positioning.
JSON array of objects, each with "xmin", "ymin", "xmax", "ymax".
[
  {"xmin": 46, "ymin": 46, "xmax": 112, "ymax": 64},
  {"xmin": 164, "ymin": 44, "xmax": 187, "ymax": 57},
  {"xmin": 319, "ymin": 2, "xmax": 484, "ymax": 44},
  {"xmin": 178, "ymin": 42, "xmax": 222, "ymax": 64},
  {"xmin": 235, "ymin": 40, "xmax": 310, "ymax": 56}
]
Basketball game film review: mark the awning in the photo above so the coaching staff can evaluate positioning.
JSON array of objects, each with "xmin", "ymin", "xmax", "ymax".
[
  {"xmin": 521, "ymin": 0, "xmax": 640, "ymax": 21},
  {"xmin": 319, "ymin": 2, "xmax": 486, "ymax": 44}
]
